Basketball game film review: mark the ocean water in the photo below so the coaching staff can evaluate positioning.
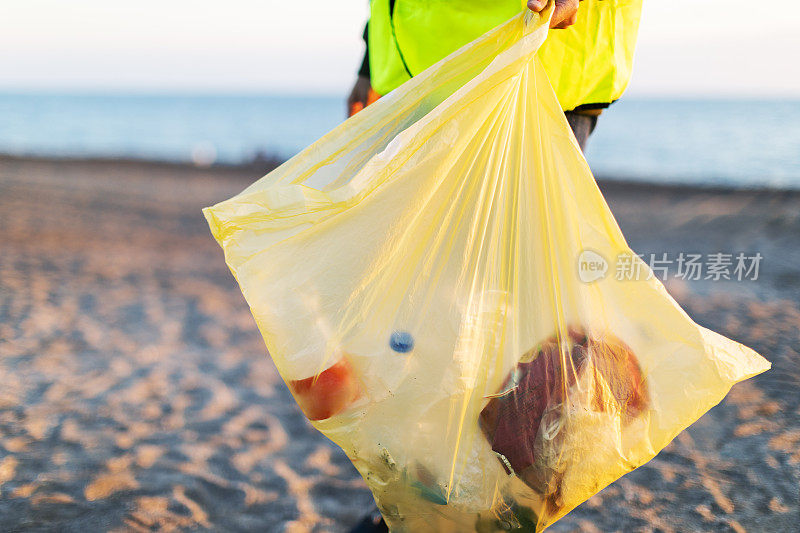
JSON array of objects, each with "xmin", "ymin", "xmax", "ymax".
[
  {"xmin": 1, "ymin": 92, "xmax": 798, "ymax": 188},
  {"xmin": 586, "ymin": 99, "xmax": 800, "ymax": 188}
]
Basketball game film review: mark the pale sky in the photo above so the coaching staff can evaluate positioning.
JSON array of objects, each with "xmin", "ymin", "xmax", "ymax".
[{"xmin": 1, "ymin": 0, "xmax": 799, "ymax": 97}]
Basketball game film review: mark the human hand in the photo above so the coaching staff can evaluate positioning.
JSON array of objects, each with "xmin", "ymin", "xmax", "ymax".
[
  {"xmin": 347, "ymin": 75, "xmax": 372, "ymax": 117},
  {"xmin": 527, "ymin": 0, "xmax": 580, "ymax": 29}
]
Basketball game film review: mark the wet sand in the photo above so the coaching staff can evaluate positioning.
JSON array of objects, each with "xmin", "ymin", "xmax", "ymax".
[{"xmin": 0, "ymin": 156, "xmax": 798, "ymax": 532}]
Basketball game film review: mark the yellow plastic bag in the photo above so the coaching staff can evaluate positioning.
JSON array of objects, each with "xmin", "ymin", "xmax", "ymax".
[{"xmin": 204, "ymin": 8, "xmax": 770, "ymax": 531}]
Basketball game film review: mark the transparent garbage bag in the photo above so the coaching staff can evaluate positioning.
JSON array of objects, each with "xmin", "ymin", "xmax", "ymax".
[{"xmin": 204, "ymin": 7, "xmax": 770, "ymax": 531}]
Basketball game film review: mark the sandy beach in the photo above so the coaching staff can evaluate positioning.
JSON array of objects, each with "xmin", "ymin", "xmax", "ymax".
[{"xmin": 0, "ymin": 155, "xmax": 798, "ymax": 532}]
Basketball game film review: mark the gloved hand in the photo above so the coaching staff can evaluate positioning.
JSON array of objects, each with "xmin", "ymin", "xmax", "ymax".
[{"xmin": 347, "ymin": 75, "xmax": 372, "ymax": 116}]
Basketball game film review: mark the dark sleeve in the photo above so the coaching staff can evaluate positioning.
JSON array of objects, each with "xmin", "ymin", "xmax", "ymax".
[{"xmin": 358, "ymin": 21, "xmax": 370, "ymax": 78}]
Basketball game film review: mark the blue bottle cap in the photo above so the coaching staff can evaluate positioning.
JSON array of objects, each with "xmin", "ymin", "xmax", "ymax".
[{"xmin": 389, "ymin": 330, "xmax": 414, "ymax": 353}]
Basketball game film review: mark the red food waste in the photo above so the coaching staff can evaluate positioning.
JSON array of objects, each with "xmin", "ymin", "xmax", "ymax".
[
  {"xmin": 289, "ymin": 358, "xmax": 360, "ymax": 421},
  {"xmin": 479, "ymin": 326, "xmax": 648, "ymax": 493}
]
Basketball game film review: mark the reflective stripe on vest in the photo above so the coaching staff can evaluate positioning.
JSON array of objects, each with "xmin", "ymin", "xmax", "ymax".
[{"xmin": 368, "ymin": 0, "xmax": 643, "ymax": 112}]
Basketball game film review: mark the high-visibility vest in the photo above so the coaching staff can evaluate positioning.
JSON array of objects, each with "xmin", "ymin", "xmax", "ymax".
[{"xmin": 368, "ymin": 0, "xmax": 643, "ymax": 112}]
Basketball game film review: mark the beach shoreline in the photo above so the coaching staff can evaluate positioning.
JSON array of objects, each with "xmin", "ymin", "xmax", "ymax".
[
  {"xmin": 1, "ymin": 155, "xmax": 798, "ymax": 531},
  {"xmin": 4, "ymin": 153, "xmax": 800, "ymax": 195}
]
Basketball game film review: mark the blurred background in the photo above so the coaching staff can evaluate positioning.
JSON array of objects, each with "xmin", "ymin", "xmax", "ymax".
[
  {"xmin": 1, "ymin": 1, "xmax": 798, "ymax": 531},
  {"xmin": 1, "ymin": 0, "xmax": 799, "ymax": 185}
]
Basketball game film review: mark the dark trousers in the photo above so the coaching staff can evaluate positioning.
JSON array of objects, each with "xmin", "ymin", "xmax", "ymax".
[{"xmin": 564, "ymin": 111, "xmax": 599, "ymax": 151}]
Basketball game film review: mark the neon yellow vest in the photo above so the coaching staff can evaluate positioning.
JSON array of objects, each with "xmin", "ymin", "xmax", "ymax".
[{"xmin": 368, "ymin": 0, "xmax": 643, "ymax": 112}]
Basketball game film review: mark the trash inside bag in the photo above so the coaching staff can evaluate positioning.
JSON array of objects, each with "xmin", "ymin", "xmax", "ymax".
[{"xmin": 204, "ymin": 8, "xmax": 770, "ymax": 532}]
